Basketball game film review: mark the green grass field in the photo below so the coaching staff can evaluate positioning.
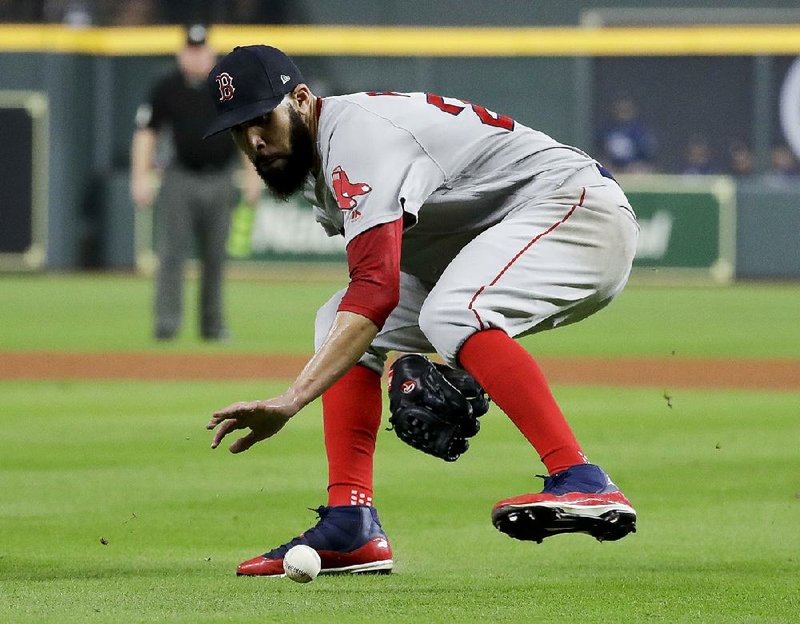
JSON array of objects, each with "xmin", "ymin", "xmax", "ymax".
[
  {"xmin": 1, "ymin": 274, "xmax": 799, "ymax": 623},
  {"xmin": 3, "ymin": 274, "xmax": 799, "ymax": 357}
]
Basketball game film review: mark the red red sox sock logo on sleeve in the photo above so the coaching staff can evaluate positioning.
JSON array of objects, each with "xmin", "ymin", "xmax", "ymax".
[{"xmin": 332, "ymin": 166, "xmax": 372, "ymax": 220}]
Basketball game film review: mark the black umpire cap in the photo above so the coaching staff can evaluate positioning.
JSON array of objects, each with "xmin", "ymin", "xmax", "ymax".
[{"xmin": 203, "ymin": 45, "xmax": 304, "ymax": 138}]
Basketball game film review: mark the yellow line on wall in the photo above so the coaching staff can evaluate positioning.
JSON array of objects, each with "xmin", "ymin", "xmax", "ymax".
[{"xmin": 1, "ymin": 24, "xmax": 800, "ymax": 56}]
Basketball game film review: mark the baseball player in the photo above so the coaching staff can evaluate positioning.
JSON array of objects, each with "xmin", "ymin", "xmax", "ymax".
[{"xmin": 205, "ymin": 45, "xmax": 640, "ymax": 577}]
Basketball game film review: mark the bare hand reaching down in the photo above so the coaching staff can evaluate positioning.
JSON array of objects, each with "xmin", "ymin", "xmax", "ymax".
[{"xmin": 207, "ymin": 396, "xmax": 298, "ymax": 453}]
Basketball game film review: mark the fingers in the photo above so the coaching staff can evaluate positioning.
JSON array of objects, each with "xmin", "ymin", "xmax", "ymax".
[
  {"xmin": 206, "ymin": 410, "xmax": 229, "ymax": 431},
  {"xmin": 207, "ymin": 400, "xmax": 275, "ymax": 453},
  {"xmin": 206, "ymin": 401, "xmax": 253, "ymax": 431},
  {"xmin": 229, "ymin": 431, "xmax": 260, "ymax": 454},
  {"xmin": 210, "ymin": 419, "xmax": 240, "ymax": 450},
  {"xmin": 207, "ymin": 414, "xmax": 227, "ymax": 432}
]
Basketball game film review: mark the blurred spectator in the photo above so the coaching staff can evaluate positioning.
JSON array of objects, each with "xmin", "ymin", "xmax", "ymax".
[
  {"xmin": 598, "ymin": 95, "xmax": 658, "ymax": 173},
  {"xmin": 763, "ymin": 144, "xmax": 800, "ymax": 185},
  {"xmin": 680, "ymin": 136, "xmax": 719, "ymax": 175},
  {"xmin": 726, "ymin": 141, "xmax": 755, "ymax": 178}
]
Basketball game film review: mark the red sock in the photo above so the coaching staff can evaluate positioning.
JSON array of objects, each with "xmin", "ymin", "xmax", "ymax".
[
  {"xmin": 457, "ymin": 329, "xmax": 587, "ymax": 474},
  {"xmin": 322, "ymin": 364, "xmax": 382, "ymax": 507}
]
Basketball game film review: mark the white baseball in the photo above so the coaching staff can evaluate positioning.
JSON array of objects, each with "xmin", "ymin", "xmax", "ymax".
[{"xmin": 283, "ymin": 545, "xmax": 322, "ymax": 583}]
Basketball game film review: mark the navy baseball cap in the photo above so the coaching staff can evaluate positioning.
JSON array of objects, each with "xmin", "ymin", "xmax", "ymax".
[{"xmin": 203, "ymin": 45, "xmax": 304, "ymax": 138}]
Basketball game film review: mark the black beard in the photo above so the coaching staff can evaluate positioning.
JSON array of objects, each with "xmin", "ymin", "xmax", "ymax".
[{"xmin": 253, "ymin": 107, "xmax": 315, "ymax": 200}]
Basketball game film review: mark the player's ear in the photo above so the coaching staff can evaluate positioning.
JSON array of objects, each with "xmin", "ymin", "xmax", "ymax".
[{"xmin": 291, "ymin": 84, "xmax": 313, "ymax": 110}]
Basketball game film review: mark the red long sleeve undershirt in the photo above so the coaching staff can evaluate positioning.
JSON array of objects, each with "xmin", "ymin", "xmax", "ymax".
[{"xmin": 337, "ymin": 218, "xmax": 403, "ymax": 329}]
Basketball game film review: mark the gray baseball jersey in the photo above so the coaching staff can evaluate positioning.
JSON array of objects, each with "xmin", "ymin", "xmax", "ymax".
[{"xmin": 306, "ymin": 92, "xmax": 639, "ymax": 368}]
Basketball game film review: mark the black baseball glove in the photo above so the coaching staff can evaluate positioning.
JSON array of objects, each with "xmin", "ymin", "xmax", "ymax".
[{"xmin": 387, "ymin": 354, "xmax": 489, "ymax": 461}]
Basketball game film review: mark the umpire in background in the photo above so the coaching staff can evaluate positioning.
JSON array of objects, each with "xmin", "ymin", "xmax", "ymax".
[{"xmin": 130, "ymin": 24, "xmax": 261, "ymax": 341}]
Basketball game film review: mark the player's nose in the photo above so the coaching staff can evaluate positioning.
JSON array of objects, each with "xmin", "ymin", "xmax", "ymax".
[{"xmin": 244, "ymin": 125, "xmax": 268, "ymax": 153}]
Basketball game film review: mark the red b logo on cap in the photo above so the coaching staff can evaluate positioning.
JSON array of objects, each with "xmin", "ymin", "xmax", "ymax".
[{"xmin": 215, "ymin": 72, "xmax": 235, "ymax": 102}]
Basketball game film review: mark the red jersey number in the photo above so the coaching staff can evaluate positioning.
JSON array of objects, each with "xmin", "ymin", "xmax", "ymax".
[
  {"xmin": 426, "ymin": 93, "xmax": 515, "ymax": 131},
  {"xmin": 367, "ymin": 91, "xmax": 515, "ymax": 131}
]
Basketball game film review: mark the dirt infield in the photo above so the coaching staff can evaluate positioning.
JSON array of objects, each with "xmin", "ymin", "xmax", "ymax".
[{"xmin": 2, "ymin": 352, "xmax": 799, "ymax": 391}]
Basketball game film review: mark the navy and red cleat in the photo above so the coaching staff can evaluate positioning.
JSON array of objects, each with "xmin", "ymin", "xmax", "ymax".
[
  {"xmin": 491, "ymin": 464, "xmax": 637, "ymax": 544},
  {"xmin": 236, "ymin": 505, "xmax": 393, "ymax": 577}
]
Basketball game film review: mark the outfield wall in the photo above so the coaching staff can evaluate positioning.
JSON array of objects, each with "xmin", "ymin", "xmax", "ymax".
[
  {"xmin": 98, "ymin": 170, "xmax": 800, "ymax": 282},
  {"xmin": 1, "ymin": 24, "xmax": 799, "ymax": 278}
]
